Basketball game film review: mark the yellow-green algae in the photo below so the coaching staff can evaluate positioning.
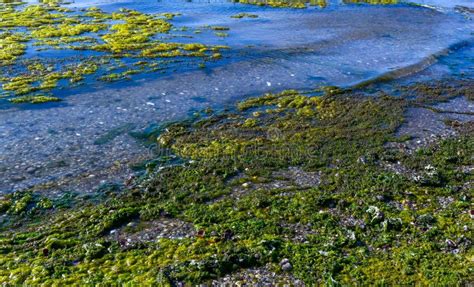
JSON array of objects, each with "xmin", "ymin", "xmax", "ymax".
[
  {"xmin": 0, "ymin": 80, "xmax": 472, "ymax": 285},
  {"xmin": 8, "ymin": 95, "xmax": 61, "ymax": 103},
  {"xmin": 230, "ymin": 13, "xmax": 259, "ymax": 19},
  {"xmin": 0, "ymin": 4, "xmax": 228, "ymax": 103},
  {"xmin": 234, "ymin": 0, "xmax": 397, "ymax": 9}
]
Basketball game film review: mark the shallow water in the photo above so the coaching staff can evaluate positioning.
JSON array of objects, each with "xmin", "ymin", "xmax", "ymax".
[{"xmin": 1, "ymin": 0, "xmax": 473, "ymax": 193}]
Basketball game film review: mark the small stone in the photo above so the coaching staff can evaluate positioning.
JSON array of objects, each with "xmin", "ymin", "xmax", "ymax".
[
  {"xmin": 125, "ymin": 175, "xmax": 135, "ymax": 186},
  {"xmin": 446, "ymin": 239, "xmax": 456, "ymax": 248},
  {"xmin": 281, "ymin": 262, "xmax": 292, "ymax": 272},
  {"xmin": 26, "ymin": 167, "xmax": 37, "ymax": 174},
  {"xmin": 318, "ymin": 250, "xmax": 329, "ymax": 256}
]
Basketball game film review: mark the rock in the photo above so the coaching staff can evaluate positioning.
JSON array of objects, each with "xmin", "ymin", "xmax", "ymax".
[
  {"xmin": 446, "ymin": 239, "xmax": 457, "ymax": 248},
  {"xmin": 125, "ymin": 174, "xmax": 136, "ymax": 186},
  {"xmin": 280, "ymin": 258, "xmax": 289, "ymax": 265},
  {"xmin": 222, "ymin": 229, "xmax": 233, "ymax": 241},
  {"xmin": 281, "ymin": 262, "xmax": 292, "ymax": 272},
  {"xmin": 279, "ymin": 258, "xmax": 292, "ymax": 271}
]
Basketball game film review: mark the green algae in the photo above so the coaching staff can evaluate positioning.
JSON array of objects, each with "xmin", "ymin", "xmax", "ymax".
[
  {"xmin": 0, "ymin": 4, "xmax": 228, "ymax": 104},
  {"xmin": 344, "ymin": 0, "xmax": 398, "ymax": 4},
  {"xmin": 0, "ymin": 33, "xmax": 28, "ymax": 62},
  {"xmin": 215, "ymin": 32, "xmax": 229, "ymax": 38},
  {"xmin": 234, "ymin": 0, "xmax": 398, "ymax": 9},
  {"xmin": 231, "ymin": 13, "xmax": 259, "ymax": 19},
  {"xmin": 8, "ymin": 95, "xmax": 61, "ymax": 103},
  {"xmin": 237, "ymin": 0, "xmax": 308, "ymax": 8},
  {"xmin": 0, "ymin": 80, "xmax": 472, "ymax": 285}
]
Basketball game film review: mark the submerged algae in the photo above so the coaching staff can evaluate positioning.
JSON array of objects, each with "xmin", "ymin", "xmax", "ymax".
[
  {"xmin": 0, "ymin": 4, "xmax": 228, "ymax": 103},
  {"xmin": 8, "ymin": 95, "xmax": 61, "ymax": 103},
  {"xmin": 0, "ymin": 80, "xmax": 472, "ymax": 285},
  {"xmin": 235, "ymin": 0, "xmax": 398, "ymax": 8},
  {"xmin": 230, "ymin": 13, "xmax": 259, "ymax": 19}
]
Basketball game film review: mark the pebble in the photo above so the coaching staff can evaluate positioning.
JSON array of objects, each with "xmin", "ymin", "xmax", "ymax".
[
  {"xmin": 279, "ymin": 258, "xmax": 292, "ymax": 271},
  {"xmin": 26, "ymin": 167, "xmax": 37, "ymax": 174},
  {"xmin": 281, "ymin": 262, "xmax": 292, "ymax": 272}
]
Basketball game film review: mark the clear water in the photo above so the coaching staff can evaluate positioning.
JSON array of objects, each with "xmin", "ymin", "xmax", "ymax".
[{"xmin": 1, "ymin": 0, "xmax": 473, "ymax": 192}]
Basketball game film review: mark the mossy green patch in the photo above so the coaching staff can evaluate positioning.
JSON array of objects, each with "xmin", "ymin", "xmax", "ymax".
[
  {"xmin": 8, "ymin": 95, "xmax": 61, "ymax": 103},
  {"xmin": 1, "ymin": 80, "xmax": 472, "ymax": 285}
]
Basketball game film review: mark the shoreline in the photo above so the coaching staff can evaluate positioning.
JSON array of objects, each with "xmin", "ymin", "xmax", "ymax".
[
  {"xmin": 1, "ymin": 77, "xmax": 472, "ymax": 285},
  {"xmin": 2, "ymin": 0, "xmax": 474, "ymax": 194}
]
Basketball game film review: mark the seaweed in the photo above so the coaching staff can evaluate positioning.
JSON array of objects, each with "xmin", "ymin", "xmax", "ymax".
[{"xmin": 1, "ymin": 81, "xmax": 472, "ymax": 285}]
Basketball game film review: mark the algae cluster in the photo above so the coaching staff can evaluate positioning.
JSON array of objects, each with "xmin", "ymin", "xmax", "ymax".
[
  {"xmin": 0, "ymin": 4, "xmax": 228, "ymax": 103},
  {"xmin": 0, "ymin": 80, "xmax": 472, "ymax": 285},
  {"xmin": 234, "ymin": 0, "xmax": 397, "ymax": 9},
  {"xmin": 231, "ymin": 12, "xmax": 259, "ymax": 18}
]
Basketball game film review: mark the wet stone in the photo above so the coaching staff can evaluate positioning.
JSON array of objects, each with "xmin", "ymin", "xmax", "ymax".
[
  {"xmin": 107, "ymin": 218, "xmax": 196, "ymax": 249},
  {"xmin": 211, "ymin": 264, "xmax": 304, "ymax": 287}
]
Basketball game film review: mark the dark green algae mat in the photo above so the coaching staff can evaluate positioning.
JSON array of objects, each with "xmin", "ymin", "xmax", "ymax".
[{"xmin": 0, "ymin": 79, "xmax": 473, "ymax": 285}]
